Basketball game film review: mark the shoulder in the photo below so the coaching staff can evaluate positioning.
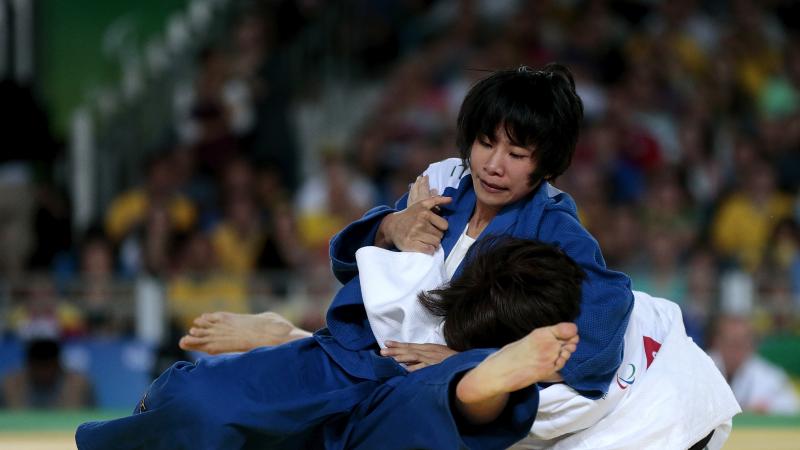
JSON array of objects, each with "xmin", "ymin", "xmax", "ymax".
[
  {"xmin": 541, "ymin": 183, "xmax": 578, "ymax": 214},
  {"xmin": 422, "ymin": 158, "xmax": 469, "ymax": 193},
  {"xmin": 537, "ymin": 184, "xmax": 583, "ymax": 237},
  {"xmin": 534, "ymin": 185, "xmax": 611, "ymax": 265}
]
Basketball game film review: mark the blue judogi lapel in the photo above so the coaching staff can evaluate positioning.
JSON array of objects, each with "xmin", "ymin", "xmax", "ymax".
[{"xmin": 439, "ymin": 176, "xmax": 550, "ymax": 280}]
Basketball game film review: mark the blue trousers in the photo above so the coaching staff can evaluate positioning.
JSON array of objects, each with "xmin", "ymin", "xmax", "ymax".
[{"xmin": 76, "ymin": 336, "xmax": 539, "ymax": 450}]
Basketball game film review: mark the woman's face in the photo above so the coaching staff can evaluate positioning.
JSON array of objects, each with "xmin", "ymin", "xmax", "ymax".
[{"xmin": 469, "ymin": 128, "xmax": 539, "ymax": 212}]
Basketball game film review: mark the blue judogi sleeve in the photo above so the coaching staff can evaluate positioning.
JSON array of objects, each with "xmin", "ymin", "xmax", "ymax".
[
  {"xmin": 534, "ymin": 206, "xmax": 633, "ymax": 398},
  {"xmin": 328, "ymin": 349, "xmax": 539, "ymax": 450}
]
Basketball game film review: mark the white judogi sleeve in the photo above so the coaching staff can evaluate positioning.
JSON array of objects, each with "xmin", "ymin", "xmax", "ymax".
[
  {"xmin": 356, "ymin": 247, "xmax": 448, "ymax": 347},
  {"xmin": 356, "ymin": 224, "xmax": 475, "ymax": 347}
]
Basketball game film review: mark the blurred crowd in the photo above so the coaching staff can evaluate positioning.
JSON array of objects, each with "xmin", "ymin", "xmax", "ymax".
[{"xmin": 1, "ymin": 0, "xmax": 800, "ymax": 413}]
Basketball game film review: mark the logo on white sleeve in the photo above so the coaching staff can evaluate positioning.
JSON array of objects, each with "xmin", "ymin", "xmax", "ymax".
[{"xmin": 615, "ymin": 363, "xmax": 636, "ymax": 389}]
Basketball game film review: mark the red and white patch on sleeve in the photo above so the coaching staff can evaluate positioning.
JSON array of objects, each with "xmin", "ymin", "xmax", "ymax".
[{"xmin": 643, "ymin": 336, "xmax": 662, "ymax": 369}]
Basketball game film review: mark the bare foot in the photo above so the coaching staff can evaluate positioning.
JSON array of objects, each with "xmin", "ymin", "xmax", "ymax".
[
  {"xmin": 457, "ymin": 322, "xmax": 579, "ymax": 405},
  {"xmin": 178, "ymin": 311, "xmax": 312, "ymax": 354}
]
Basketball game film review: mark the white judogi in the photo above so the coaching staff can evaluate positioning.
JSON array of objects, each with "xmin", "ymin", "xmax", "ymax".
[
  {"xmin": 356, "ymin": 247, "xmax": 741, "ymax": 450},
  {"xmin": 514, "ymin": 291, "xmax": 741, "ymax": 450}
]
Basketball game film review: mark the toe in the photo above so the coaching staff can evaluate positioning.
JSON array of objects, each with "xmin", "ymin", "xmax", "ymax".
[{"xmin": 551, "ymin": 322, "xmax": 578, "ymax": 340}]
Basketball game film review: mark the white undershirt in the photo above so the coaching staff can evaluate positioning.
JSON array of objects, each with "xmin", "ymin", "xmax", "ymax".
[{"xmin": 443, "ymin": 225, "xmax": 476, "ymax": 280}]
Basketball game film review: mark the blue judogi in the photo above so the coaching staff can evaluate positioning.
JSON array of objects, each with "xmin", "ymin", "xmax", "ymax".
[
  {"xmin": 76, "ymin": 328, "xmax": 539, "ymax": 450},
  {"xmin": 327, "ymin": 163, "xmax": 633, "ymax": 397}
]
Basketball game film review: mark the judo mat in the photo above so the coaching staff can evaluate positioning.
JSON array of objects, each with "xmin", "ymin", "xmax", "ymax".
[{"xmin": 0, "ymin": 411, "xmax": 797, "ymax": 449}]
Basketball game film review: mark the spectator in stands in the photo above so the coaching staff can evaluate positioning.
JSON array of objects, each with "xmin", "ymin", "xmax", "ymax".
[
  {"xmin": 190, "ymin": 99, "xmax": 242, "ymax": 179},
  {"xmin": 105, "ymin": 153, "xmax": 196, "ymax": 276},
  {"xmin": 167, "ymin": 231, "xmax": 249, "ymax": 331},
  {"xmin": 641, "ymin": 168, "xmax": 698, "ymax": 251},
  {"xmin": 762, "ymin": 218, "xmax": 800, "ymax": 305},
  {"xmin": 600, "ymin": 85, "xmax": 663, "ymax": 204},
  {"xmin": 755, "ymin": 271, "xmax": 796, "ymax": 334},
  {"xmin": 9, "ymin": 277, "xmax": 85, "ymax": 340},
  {"xmin": 592, "ymin": 204, "xmax": 640, "ymax": 270},
  {"xmin": 174, "ymin": 47, "xmax": 254, "ymax": 148},
  {"xmin": 682, "ymin": 246, "xmax": 720, "ymax": 348},
  {"xmin": 253, "ymin": 162, "xmax": 304, "ymax": 276},
  {"xmin": 78, "ymin": 230, "xmax": 131, "ymax": 335},
  {"xmin": 253, "ymin": 161, "xmax": 303, "ymax": 269},
  {"xmin": 171, "ymin": 146, "xmax": 218, "ymax": 230},
  {"xmin": 0, "ymin": 161, "xmax": 35, "ymax": 278},
  {"xmin": 234, "ymin": 10, "xmax": 301, "ymax": 191},
  {"xmin": 105, "ymin": 153, "xmax": 196, "ymax": 243},
  {"xmin": 759, "ymin": 38, "xmax": 800, "ymax": 191},
  {"xmin": 679, "ymin": 118, "xmax": 724, "ymax": 211},
  {"xmin": 726, "ymin": 0, "xmax": 783, "ymax": 102},
  {"xmin": 210, "ymin": 193, "xmax": 265, "ymax": 275},
  {"xmin": 254, "ymin": 161, "xmax": 291, "ymax": 213},
  {"xmin": 0, "ymin": 338, "xmax": 94, "ymax": 409},
  {"xmin": 296, "ymin": 147, "xmax": 376, "ymax": 250},
  {"xmin": 0, "ymin": 80, "xmax": 58, "ymax": 278},
  {"xmin": 219, "ymin": 157, "xmax": 256, "ymax": 210},
  {"xmin": 711, "ymin": 156, "xmax": 793, "ymax": 271},
  {"xmin": 709, "ymin": 315, "xmax": 799, "ymax": 415},
  {"xmin": 27, "ymin": 183, "xmax": 73, "ymax": 272},
  {"xmin": 629, "ymin": 226, "xmax": 687, "ymax": 303}
]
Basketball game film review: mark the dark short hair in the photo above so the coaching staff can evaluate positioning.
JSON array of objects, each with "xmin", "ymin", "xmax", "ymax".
[
  {"xmin": 456, "ymin": 63, "xmax": 584, "ymax": 185},
  {"xmin": 419, "ymin": 236, "xmax": 584, "ymax": 351}
]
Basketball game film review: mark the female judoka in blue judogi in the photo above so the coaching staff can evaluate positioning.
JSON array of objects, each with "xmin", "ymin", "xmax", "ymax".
[
  {"xmin": 77, "ymin": 64, "xmax": 633, "ymax": 449},
  {"xmin": 325, "ymin": 65, "xmax": 632, "ymax": 397}
]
